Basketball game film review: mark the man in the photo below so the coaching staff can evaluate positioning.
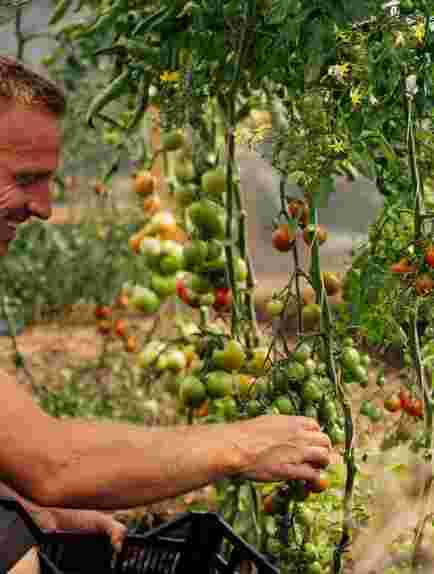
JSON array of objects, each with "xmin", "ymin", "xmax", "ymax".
[{"xmin": 0, "ymin": 56, "xmax": 331, "ymax": 573}]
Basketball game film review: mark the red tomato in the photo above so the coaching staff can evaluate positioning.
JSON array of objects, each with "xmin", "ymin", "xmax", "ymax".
[
  {"xmin": 176, "ymin": 278, "xmax": 189, "ymax": 302},
  {"xmin": 305, "ymin": 477, "xmax": 329, "ymax": 494},
  {"xmin": 115, "ymin": 319, "xmax": 127, "ymax": 338},
  {"xmin": 399, "ymin": 389, "xmax": 411, "ymax": 410},
  {"xmin": 425, "ymin": 247, "xmax": 434, "ymax": 269},
  {"xmin": 213, "ymin": 288, "xmax": 232, "ymax": 310}
]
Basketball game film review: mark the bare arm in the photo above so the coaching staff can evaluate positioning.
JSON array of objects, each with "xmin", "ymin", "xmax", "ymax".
[{"xmin": 0, "ymin": 370, "xmax": 330, "ymax": 510}]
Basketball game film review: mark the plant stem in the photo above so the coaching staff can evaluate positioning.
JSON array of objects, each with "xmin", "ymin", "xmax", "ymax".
[{"xmin": 406, "ymin": 91, "xmax": 433, "ymax": 570}]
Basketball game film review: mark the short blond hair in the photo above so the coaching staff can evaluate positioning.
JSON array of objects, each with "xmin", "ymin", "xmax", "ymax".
[{"xmin": 0, "ymin": 56, "xmax": 66, "ymax": 116}]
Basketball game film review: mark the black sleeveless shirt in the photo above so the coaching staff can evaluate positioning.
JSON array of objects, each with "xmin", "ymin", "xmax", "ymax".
[{"xmin": 0, "ymin": 499, "xmax": 37, "ymax": 572}]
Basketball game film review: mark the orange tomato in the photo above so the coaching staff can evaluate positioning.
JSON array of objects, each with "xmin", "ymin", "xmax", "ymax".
[
  {"xmin": 115, "ymin": 319, "xmax": 127, "ymax": 338},
  {"xmin": 133, "ymin": 171, "xmax": 156, "ymax": 196},
  {"xmin": 125, "ymin": 336, "xmax": 137, "ymax": 353}
]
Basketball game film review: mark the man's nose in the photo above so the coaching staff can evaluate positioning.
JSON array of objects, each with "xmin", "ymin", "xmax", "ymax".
[{"xmin": 28, "ymin": 185, "xmax": 52, "ymax": 220}]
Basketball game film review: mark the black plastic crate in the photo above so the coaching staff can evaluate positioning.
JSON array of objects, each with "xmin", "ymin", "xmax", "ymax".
[{"xmin": 0, "ymin": 498, "xmax": 280, "ymax": 574}]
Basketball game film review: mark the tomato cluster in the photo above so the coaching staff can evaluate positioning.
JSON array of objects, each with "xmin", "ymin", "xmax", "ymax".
[{"xmin": 390, "ymin": 244, "xmax": 434, "ymax": 297}]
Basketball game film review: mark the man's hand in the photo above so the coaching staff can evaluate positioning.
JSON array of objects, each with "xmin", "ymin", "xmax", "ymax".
[
  {"xmin": 46, "ymin": 508, "xmax": 127, "ymax": 553},
  {"xmin": 0, "ymin": 479, "xmax": 126, "ymax": 553},
  {"xmin": 235, "ymin": 415, "xmax": 332, "ymax": 488}
]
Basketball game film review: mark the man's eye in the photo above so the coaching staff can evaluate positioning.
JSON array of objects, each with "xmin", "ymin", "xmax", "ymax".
[{"xmin": 15, "ymin": 174, "xmax": 40, "ymax": 187}]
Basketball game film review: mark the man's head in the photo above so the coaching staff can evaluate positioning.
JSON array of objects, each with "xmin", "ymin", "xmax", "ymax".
[{"xmin": 0, "ymin": 57, "xmax": 66, "ymax": 256}]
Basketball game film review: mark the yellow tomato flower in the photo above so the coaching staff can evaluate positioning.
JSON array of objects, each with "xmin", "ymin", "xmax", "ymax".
[
  {"xmin": 329, "ymin": 138, "xmax": 345, "ymax": 154},
  {"xmin": 350, "ymin": 87, "xmax": 363, "ymax": 108},
  {"xmin": 414, "ymin": 21, "xmax": 426, "ymax": 44},
  {"xmin": 160, "ymin": 70, "xmax": 180, "ymax": 83}
]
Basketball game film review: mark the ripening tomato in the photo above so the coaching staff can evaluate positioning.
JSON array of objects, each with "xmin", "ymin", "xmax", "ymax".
[
  {"xmin": 133, "ymin": 170, "xmax": 156, "ymax": 196},
  {"xmin": 272, "ymin": 223, "xmax": 296, "ymax": 252},
  {"xmin": 321, "ymin": 271, "xmax": 341, "ymax": 296},
  {"xmin": 425, "ymin": 247, "xmax": 434, "ymax": 269},
  {"xmin": 266, "ymin": 299, "xmax": 284, "ymax": 317},
  {"xmin": 305, "ymin": 476, "xmax": 329, "ymax": 494},
  {"xmin": 415, "ymin": 274, "xmax": 434, "ymax": 296},
  {"xmin": 384, "ymin": 395, "xmax": 401, "ymax": 413},
  {"xmin": 223, "ymin": 340, "xmax": 246, "ymax": 372},
  {"xmin": 390, "ymin": 258, "xmax": 417, "ymax": 274}
]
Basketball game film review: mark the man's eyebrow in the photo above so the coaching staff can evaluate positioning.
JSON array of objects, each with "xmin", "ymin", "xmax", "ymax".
[{"xmin": 14, "ymin": 170, "xmax": 54, "ymax": 177}]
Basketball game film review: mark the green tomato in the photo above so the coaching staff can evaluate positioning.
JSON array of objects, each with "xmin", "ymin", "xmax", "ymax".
[
  {"xmin": 341, "ymin": 347, "xmax": 361, "ymax": 372},
  {"xmin": 175, "ymin": 183, "xmax": 196, "ymax": 206},
  {"xmin": 189, "ymin": 200, "xmax": 226, "ymax": 240},
  {"xmin": 159, "ymin": 253, "xmax": 184, "ymax": 275},
  {"xmin": 206, "ymin": 371, "xmax": 233, "ymax": 398},
  {"xmin": 246, "ymin": 399, "xmax": 263, "ymax": 417},
  {"xmin": 165, "ymin": 349, "xmax": 187, "ymax": 372},
  {"xmin": 222, "ymin": 397, "xmax": 238, "ymax": 420},
  {"xmin": 249, "ymin": 347, "xmax": 270, "ymax": 375},
  {"xmin": 130, "ymin": 286, "xmax": 161, "ymax": 314},
  {"xmin": 287, "ymin": 362, "xmax": 306, "ymax": 382},
  {"xmin": 202, "ymin": 167, "xmax": 226, "ymax": 196},
  {"xmin": 255, "ymin": 378, "xmax": 270, "ymax": 397},
  {"xmin": 273, "ymin": 370, "xmax": 290, "ymax": 393},
  {"xmin": 266, "ymin": 299, "xmax": 284, "ymax": 317},
  {"xmin": 322, "ymin": 400, "xmax": 337, "ymax": 421},
  {"xmin": 304, "ymin": 404, "xmax": 318, "ymax": 419},
  {"xmin": 293, "ymin": 343, "xmax": 312, "ymax": 363},
  {"xmin": 151, "ymin": 273, "xmax": 178, "ymax": 298},
  {"xmin": 353, "ymin": 365, "xmax": 369, "ymax": 386},
  {"xmin": 307, "ymin": 561, "xmax": 322, "ymax": 574},
  {"xmin": 329, "ymin": 425, "xmax": 345, "ymax": 446},
  {"xmin": 360, "ymin": 353, "xmax": 371, "ymax": 368},
  {"xmin": 235, "ymin": 257, "xmax": 248, "ymax": 282},
  {"xmin": 161, "ymin": 130, "xmax": 185, "ymax": 151},
  {"xmin": 183, "ymin": 240, "xmax": 208, "ymax": 270},
  {"xmin": 273, "ymin": 396, "xmax": 295, "ymax": 415},
  {"xmin": 190, "ymin": 273, "xmax": 213, "ymax": 294},
  {"xmin": 304, "ymin": 543, "xmax": 318, "ymax": 561},
  {"xmin": 206, "ymin": 239, "xmax": 223, "ymax": 261},
  {"xmin": 304, "ymin": 358, "xmax": 317, "ymax": 377},
  {"xmin": 303, "ymin": 380, "xmax": 322, "ymax": 403},
  {"xmin": 179, "ymin": 376, "xmax": 207, "ymax": 407},
  {"xmin": 211, "ymin": 349, "xmax": 226, "ymax": 369},
  {"xmin": 223, "ymin": 340, "xmax": 246, "ymax": 372}
]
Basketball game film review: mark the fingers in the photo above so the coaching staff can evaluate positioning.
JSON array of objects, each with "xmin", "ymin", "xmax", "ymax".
[
  {"xmin": 285, "ymin": 463, "xmax": 321, "ymax": 483},
  {"xmin": 301, "ymin": 446, "xmax": 331, "ymax": 469},
  {"xmin": 301, "ymin": 430, "xmax": 332, "ymax": 451},
  {"xmin": 110, "ymin": 521, "xmax": 127, "ymax": 554}
]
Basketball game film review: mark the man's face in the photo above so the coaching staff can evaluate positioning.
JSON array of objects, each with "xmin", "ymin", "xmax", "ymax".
[{"xmin": 0, "ymin": 101, "xmax": 62, "ymax": 256}]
